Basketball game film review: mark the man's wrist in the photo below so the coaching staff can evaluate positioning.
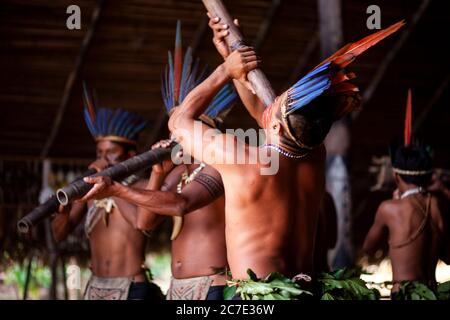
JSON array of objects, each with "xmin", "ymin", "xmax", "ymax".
[{"xmin": 217, "ymin": 63, "xmax": 232, "ymax": 81}]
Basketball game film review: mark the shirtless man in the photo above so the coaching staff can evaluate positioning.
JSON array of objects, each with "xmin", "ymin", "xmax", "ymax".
[
  {"xmin": 363, "ymin": 142, "xmax": 447, "ymax": 297},
  {"xmin": 78, "ymin": 22, "xmax": 235, "ymax": 300},
  {"xmin": 165, "ymin": 20, "xmax": 402, "ymax": 302},
  {"xmin": 85, "ymin": 139, "xmax": 229, "ymax": 300},
  {"xmin": 208, "ymin": 15, "xmax": 337, "ymax": 276},
  {"xmin": 79, "ymin": 92, "xmax": 236, "ymax": 300},
  {"xmin": 51, "ymin": 93, "xmax": 163, "ymax": 300}
]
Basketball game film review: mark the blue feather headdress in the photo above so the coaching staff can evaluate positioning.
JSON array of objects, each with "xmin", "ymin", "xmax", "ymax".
[
  {"xmin": 83, "ymin": 83, "xmax": 148, "ymax": 145},
  {"xmin": 161, "ymin": 20, "xmax": 237, "ymax": 128},
  {"xmin": 261, "ymin": 21, "xmax": 404, "ymax": 152}
]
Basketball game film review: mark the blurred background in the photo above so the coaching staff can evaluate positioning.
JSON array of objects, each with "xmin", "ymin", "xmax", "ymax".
[{"xmin": 0, "ymin": 0, "xmax": 449, "ymax": 299}]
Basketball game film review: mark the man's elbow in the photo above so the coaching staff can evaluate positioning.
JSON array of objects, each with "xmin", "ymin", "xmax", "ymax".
[
  {"xmin": 171, "ymin": 197, "xmax": 188, "ymax": 217},
  {"xmin": 136, "ymin": 214, "xmax": 155, "ymax": 232}
]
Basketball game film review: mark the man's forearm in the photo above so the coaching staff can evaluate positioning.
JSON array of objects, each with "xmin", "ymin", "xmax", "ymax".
[
  {"xmin": 114, "ymin": 183, "xmax": 186, "ymax": 217},
  {"xmin": 232, "ymin": 79, "xmax": 265, "ymax": 127},
  {"xmin": 180, "ymin": 64, "xmax": 231, "ymax": 119}
]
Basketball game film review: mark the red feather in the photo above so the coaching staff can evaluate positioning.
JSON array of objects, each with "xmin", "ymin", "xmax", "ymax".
[
  {"xmin": 404, "ymin": 89, "xmax": 412, "ymax": 146},
  {"xmin": 316, "ymin": 20, "xmax": 405, "ymax": 69},
  {"xmin": 83, "ymin": 82, "xmax": 96, "ymax": 122}
]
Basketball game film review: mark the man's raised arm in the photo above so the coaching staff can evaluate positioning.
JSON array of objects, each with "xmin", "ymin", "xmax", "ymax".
[{"xmin": 169, "ymin": 47, "xmax": 259, "ymax": 165}]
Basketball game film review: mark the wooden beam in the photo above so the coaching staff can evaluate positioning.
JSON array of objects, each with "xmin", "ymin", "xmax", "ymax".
[
  {"xmin": 40, "ymin": 0, "xmax": 105, "ymax": 157},
  {"xmin": 359, "ymin": 0, "xmax": 431, "ymax": 115},
  {"xmin": 253, "ymin": 0, "xmax": 282, "ymax": 52},
  {"xmin": 318, "ymin": 0, "xmax": 343, "ymax": 58},
  {"xmin": 284, "ymin": 32, "xmax": 319, "ymax": 89},
  {"xmin": 413, "ymin": 72, "xmax": 450, "ymax": 133}
]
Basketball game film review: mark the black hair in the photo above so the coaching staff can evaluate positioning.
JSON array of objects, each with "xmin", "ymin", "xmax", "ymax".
[
  {"xmin": 389, "ymin": 141, "xmax": 433, "ymax": 187},
  {"xmin": 280, "ymin": 95, "xmax": 335, "ymax": 150}
]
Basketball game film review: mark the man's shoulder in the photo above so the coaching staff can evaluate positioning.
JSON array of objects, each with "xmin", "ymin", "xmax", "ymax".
[{"xmin": 377, "ymin": 199, "xmax": 403, "ymax": 216}]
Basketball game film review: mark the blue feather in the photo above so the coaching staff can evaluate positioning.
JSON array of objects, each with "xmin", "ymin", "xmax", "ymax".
[
  {"xmin": 285, "ymin": 62, "xmax": 333, "ymax": 115},
  {"xmin": 204, "ymin": 84, "xmax": 237, "ymax": 118},
  {"xmin": 179, "ymin": 47, "xmax": 193, "ymax": 101},
  {"xmin": 84, "ymin": 108, "xmax": 97, "ymax": 137}
]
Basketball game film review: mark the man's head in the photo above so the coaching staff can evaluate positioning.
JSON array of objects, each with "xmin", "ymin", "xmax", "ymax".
[
  {"xmin": 83, "ymin": 85, "xmax": 147, "ymax": 164},
  {"xmin": 390, "ymin": 143, "xmax": 433, "ymax": 188},
  {"xmin": 262, "ymin": 90, "xmax": 345, "ymax": 155},
  {"xmin": 95, "ymin": 140, "xmax": 137, "ymax": 166}
]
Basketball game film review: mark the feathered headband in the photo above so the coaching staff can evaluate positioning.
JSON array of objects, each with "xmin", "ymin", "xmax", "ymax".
[
  {"xmin": 83, "ymin": 83, "xmax": 148, "ymax": 145},
  {"xmin": 263, "ymin": 21, "xmax": 405, "ymax": 152},
  {"xmin": 161, "ymin": 20, "xmax": 237, "ymax": 128},
  {"xmin": 391, "ymin": 89, "xmax": 433, "ymax": 176}
]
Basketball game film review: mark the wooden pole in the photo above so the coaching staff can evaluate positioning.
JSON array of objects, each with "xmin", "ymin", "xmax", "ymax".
[{"xmin": 202, "ymin": 0, "xmax": 276, "ymax": 107}]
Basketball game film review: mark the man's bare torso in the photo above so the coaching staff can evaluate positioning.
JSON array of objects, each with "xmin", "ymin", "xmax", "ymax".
[
  {"xmin": 169, "ymin": 164, "xmax": 228, "ymax": 281},
  {"xmin": 221, "ymin": 145, "xmax": 325, "ymax": 279},
  {"xmin": 89, "ymin": 202, "xmax": 146, "ymax": 278}
]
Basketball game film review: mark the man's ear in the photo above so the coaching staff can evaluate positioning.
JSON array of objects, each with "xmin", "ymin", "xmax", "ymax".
[{"xmin": 269, "ymin": 119, "xmax": 282, "ymax": 135}]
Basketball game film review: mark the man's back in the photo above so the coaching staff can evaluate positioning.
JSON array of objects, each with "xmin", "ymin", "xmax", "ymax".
[
  {"xmin": 222, "ymin": 146, "xmax": 325, "ymax": 279},
  {"xmin": 383, "ymin": 193, "xmax": 445, "ymax": 283}
]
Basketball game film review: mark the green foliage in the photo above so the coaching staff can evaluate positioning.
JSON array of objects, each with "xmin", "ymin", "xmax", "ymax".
[
  {"xmin": 224, "ymin": 269, "xmax": 312, "ymax": 300},
  {"xmin": 437, "ymin": 281, "xmax": 450, "ymax": 300},
  {"xmin": 319, "ymin": 267, "xmax": 380, "ymax": 300},
  {"xmin": 3, "ymin": 260, "xmax": 51, "ymax": 299},
  {"xmin": 149, "ymin": 252, "xmax": 170, "ymax": 279},
  {"xmin": 392, "ymin": 281, "xmax": 437, "ymax": 300}
]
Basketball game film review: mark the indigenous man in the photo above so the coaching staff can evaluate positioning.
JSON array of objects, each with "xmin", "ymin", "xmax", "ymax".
[
  {"xmin": 363, "ymin": 90, "xmax": 448, "ymax": 298},
  {"xmin": 80, "ymin": 22, "xmax": 237, "ymax": 300},
  {"xmin": 51, "ymin": 86, "xmax": 163, "ymax": 300},
  {"xmin": 167, "ymin": 18, "xmax": 404, "ymax": 300},
  {"xmin": 208, "ymin": 14, "xmax": 337, "ymax": 276}
]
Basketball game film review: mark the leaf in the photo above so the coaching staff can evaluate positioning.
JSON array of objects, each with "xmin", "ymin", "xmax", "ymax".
[
  {"xmin": 411, "ymin": 292, "xmax": 421, "ymax": 300},
  {"xmin": 264, "ymin": 272, "xmax": 288, "ymax": 283},
  {"xmin": 223, "ymin": 285, "xmax": 237, "ymax": 300},
  {"xmin": 437, "ymin": 281, "xmax": 450, "ymax": 300},
  {"xmin": 247, "ymin": 268, "xmax": 259, "ymax": 281},
  {"xmin": 321, "ymin": 293, "xmax": 335, "ymax": 300},
  {"xmin": 239, "ymin": 281, "xmax": 273, "ymax": 295}
]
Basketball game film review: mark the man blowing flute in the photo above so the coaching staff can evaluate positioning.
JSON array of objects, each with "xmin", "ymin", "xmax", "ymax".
[
  {"xmin": 166, "ymin": 19, "xmax": 403, "ymax": 299},
  {"xmin": 51, "ymin": 88, "xmax": 163, "ymax": 300}
]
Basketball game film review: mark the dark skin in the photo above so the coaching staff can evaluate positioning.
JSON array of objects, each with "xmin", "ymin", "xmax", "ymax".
[
  {"xmin": 81, "ymin": 140, "xmax": 228, "ymax": 285},
  {"xmin": 51, "ymin": 140, "xmax": 149, "ymax": 279},
  {"xmin": 363, "ymin": 173, "xmax": 448, "ymax": 291},
  {"xmin": 314, "ymin": 192, "xmax": 337, "ymax": 273},
  {"xmin": 206, "ymin": 15, "xmax": 326, "ymax": 277},
  {"xmin": 168, "ymin": 41, "xmax": 325, "ymax": 280}
]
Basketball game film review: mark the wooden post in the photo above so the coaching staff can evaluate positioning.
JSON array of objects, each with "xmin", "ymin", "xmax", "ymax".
[
  {"xmin": 318, "ymin": 0, "xmax": 343, "ymax": 59},
  {"xmin": 318, "ymin": 0, "xmax": 354, "ymax": 270},
  {"xmin": 202, "ymin": 0, "xmax": 276, "ymax": 107}
]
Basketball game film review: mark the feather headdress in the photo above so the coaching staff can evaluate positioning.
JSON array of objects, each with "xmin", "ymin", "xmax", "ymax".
[
  {"xmin": 83, "ymin": 82, "xmax": 148, "ymax": 145},
  {"xmin": 161, "ymin": 20, "xmax": 237, "ymax": 128},
  {"xmin": 390, "ymin": 89, "xmax": 433, "ymax": 177},
  {"xmin": 265, "ymin": 21, "xmax": 405, "ymax": 152}
]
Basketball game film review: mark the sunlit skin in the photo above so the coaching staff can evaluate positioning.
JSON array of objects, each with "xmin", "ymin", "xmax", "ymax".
[
  {"xmin": 75, "ymin": 139, "xmax": 229, "ymax": 287},
  {"xmin": 167, "ymin": 47, "xmax": 326, "ymax": 280},
  {"xmin": 51, "ymin": 140, "xmax": 149, "ymax": 279},
  {"xmin": 208, "ymin": 15, "xmax": 330, "ymax": 278},
  {"xmin": 141, "ymin": 162, "xmax": 228, "ymax": 285},
  {"xmin": 363, "ymin": 173, "xmax": 448, "ymax": 292}
]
